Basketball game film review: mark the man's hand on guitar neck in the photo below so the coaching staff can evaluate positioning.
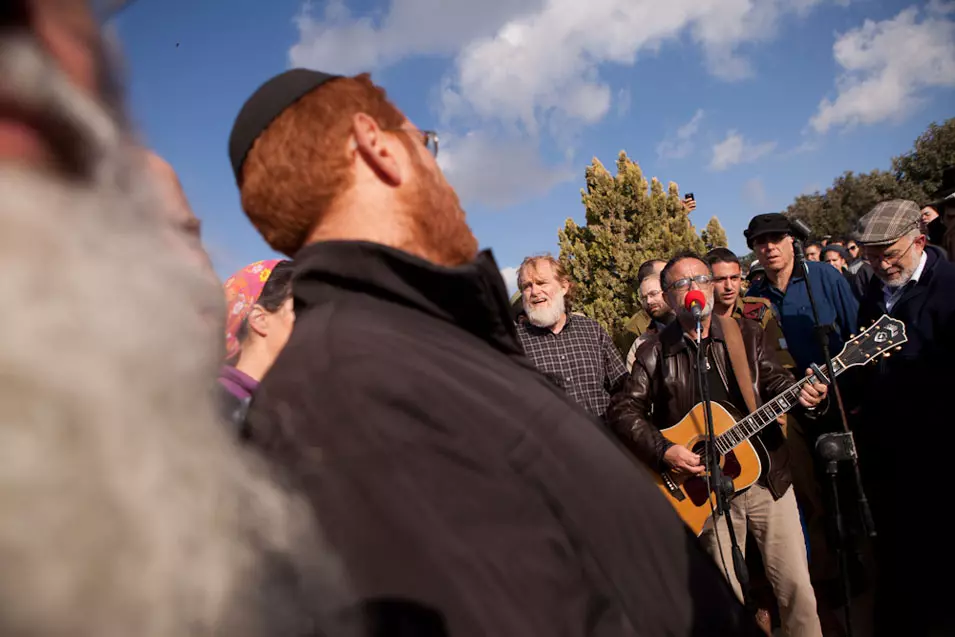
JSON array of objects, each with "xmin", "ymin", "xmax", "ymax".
[
  {"xmin": 797, "ymin": 368, "xmax": 828, "ymax": 409},
  {"xmin": 664, "ymin": 445, "xmax": 705, "ymax": 478}
]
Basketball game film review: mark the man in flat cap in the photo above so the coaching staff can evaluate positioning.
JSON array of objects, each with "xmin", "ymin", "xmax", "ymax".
[
  {"xmin": 851, "ymin": 199, "xmax": 955, "ymax": 637},
  {"xmin": 231, "ymin": 69, "xmax": 765, "ymax": 636}
]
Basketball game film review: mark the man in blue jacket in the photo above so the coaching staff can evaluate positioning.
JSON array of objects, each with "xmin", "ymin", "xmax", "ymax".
[
  {"xmin": 744, "ymin": 214, "xmax": 859, "ymax": 376},
  {"xmin": 851, "ymin": 200, "xmax": 955, "ymax": 637},
  {"xmin": 743, "ymin": 214, "xmax": 861, "ymax": 621}
]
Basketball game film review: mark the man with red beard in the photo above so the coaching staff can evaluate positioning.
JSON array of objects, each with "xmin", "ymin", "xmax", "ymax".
[
  {"xmin": 0, "ymin": 2, "xmax": 348, "ymax": 637},
  {"xmin": 516, "ymin": 255, "xmax": 628, "ymax": 420},
  {"xmin": 232, "ymin": 69, "xmax": 765, "ymax": 636}
]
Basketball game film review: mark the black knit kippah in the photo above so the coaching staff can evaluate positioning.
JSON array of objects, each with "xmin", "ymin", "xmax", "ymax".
[{"xmin": 228, "ymin": 68, "xmax": 341, "ymax": 184}]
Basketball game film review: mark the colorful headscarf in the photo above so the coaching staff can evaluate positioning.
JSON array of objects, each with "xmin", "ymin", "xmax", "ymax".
[{"xmin": 223, "ymin": 259, "xmax": 281, "ymax": 360}]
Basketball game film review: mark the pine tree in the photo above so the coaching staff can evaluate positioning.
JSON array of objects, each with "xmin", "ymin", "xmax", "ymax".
[
  {"xmin": 701, "ymin": 216, "xmax": 729, "ymax": 251},
  {"xmin": 558, "ymin": 151, "xmax": 705, "ymax": 343}
]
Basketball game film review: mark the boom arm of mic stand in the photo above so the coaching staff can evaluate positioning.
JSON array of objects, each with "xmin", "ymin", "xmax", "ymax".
[{"xmin": 792, "ymin": 239, "xmax": 876, "ymax": 537}]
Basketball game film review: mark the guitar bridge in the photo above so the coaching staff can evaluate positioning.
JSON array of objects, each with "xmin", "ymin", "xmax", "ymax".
[{"xmin": 661, "ymin": 472, "xmax": 686, "ymax": 501}]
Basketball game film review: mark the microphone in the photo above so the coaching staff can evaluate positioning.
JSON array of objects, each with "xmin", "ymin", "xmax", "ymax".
[
  {"xmin": 789, "ymin": 218, "xmax": 812, "ymax": 242},
  {"xmin": 684, "ymin": 289, "xmax": 706, "ymax": 321}
]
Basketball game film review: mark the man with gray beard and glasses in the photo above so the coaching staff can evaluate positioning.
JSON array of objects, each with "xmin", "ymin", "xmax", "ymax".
[
  {"xmin": 0, "ymin": 2, "xmax": 352, "ymax": 636},
  {"xmin": 851, "ymin": 200, "xmax": 955, "ymax": 637},
  {"xmin": 516, "ymin": 255, "xmax": 628, "ymax": 421}
]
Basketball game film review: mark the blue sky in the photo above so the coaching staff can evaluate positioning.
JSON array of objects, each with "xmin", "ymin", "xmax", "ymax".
[{"xmin": 114, "ymin": 0, "xmax": 955, "ymax": 293}]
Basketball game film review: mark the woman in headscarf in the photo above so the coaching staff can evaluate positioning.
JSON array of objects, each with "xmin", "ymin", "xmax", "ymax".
[{"xmin": 218, "ymin": 260, "xmax": 295, "ymax": 429}]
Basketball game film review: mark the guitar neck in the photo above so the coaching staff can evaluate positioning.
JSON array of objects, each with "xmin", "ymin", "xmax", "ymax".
[{"xmin": 715, "ymin": 358, "xmax": 845, "ymax": 455}]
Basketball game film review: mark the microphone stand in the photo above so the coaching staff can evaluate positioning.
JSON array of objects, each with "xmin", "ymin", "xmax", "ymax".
[
  {"xmin": 791, "ymin": 236, "xmax": 872, "ymax": 637},
  {"xmin": 694, "ymin": 313, "xmax": 752, "ymax": 613}
]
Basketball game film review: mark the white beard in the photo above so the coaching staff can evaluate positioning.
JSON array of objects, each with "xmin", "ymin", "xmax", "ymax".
[
  {"xmin": 0, "ymin": 37, "xmax": 350, "ymax": 637},
  {"xmin": 526, "ymin": 292, "xmax": 567, "ymax": 328}
]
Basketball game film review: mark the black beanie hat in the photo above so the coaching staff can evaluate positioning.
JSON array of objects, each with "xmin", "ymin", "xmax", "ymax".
[{"xmin": 228, "ymin": 68, "xmax": 341, "ymax": 184}]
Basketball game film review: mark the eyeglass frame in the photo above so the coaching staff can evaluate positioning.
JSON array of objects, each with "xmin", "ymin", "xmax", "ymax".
[
  {"xmin": 386, "ymin": 128, "xmax": 439, "ymax": 159},
  {"xmin": 861, "ymin": 235, "xmax": 921, "ymax": 268},
  {"xmin": 664, "ymin": 274, "xmax": 714, "ymax": 292}
]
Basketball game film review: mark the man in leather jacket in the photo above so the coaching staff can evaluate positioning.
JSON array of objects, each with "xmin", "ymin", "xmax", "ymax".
[{"xmin": 607, "ymin": 253, "xmax": 827, "ymax": 637}]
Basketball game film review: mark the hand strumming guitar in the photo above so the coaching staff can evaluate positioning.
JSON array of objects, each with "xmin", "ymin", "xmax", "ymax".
[
  {"xmin": 797, "ymin": 369, "xmax": 828, "ymax": 409},
  {"xmin": 664, "ymin": 445, "xmax": 705, "ymax": 477}
]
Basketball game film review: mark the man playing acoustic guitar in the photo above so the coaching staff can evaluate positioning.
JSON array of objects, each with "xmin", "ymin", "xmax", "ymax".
[{"xmin": 607, "ymin": 252, "xmax": 827, "ymax": 637}]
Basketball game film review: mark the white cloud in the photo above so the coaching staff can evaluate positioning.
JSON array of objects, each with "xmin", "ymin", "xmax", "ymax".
[
  {"xmin": 437, "ymin": 131, "xmax": 574, "ymax": 208},
  {"xmin": 292, "ymin": 0, "xmax": 841, "ymax": 133},
  {"xmin": 440, "ymin": 0, "xmax": 839, "ymax": 132},
  {"xmin": 709, "ymin": 130, "xmax": 777, "ymax": 171},
  {"xmin": 289, "ymin": 0, "xmax": 544, "ymax": 73},
  {"xmin": 656, "ymin": 109, "xmax": 705, "ymax": 160},
  {"xmin": 499, "ymin": 266, "xmax": 520, "ymax": 295},
  {"xmin": 741, "ymin": 177, "xmax": 770, "ymax": 210},
  {"xmin": 810, "ymin": 3, "xmax": 955, "ymax": 134}
]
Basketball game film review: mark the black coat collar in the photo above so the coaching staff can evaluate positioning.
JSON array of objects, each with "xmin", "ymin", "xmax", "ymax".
[{"xmin": 291, "ymin": 240, "xmax": 522, "ymax": 356}]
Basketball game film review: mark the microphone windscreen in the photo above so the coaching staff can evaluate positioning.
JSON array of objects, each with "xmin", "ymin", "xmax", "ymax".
[{"xmin": 684, "ymin": 289, "xmax": 706, "ymax": 311}]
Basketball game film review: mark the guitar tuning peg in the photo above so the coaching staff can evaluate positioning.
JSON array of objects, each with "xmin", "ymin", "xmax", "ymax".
[
  {"xmin": 883, "ymin": 352, "xmax": 891, "ymax": 358},
  {"xmin": 850, "ymin": 334, "xmax": 856, "ymax": 338},
  {"xmin": 895, "ymin": 346, "xmax": 902, "ymax": 351}
]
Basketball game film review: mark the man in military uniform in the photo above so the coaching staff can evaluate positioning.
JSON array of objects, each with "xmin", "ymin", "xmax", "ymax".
[{"xmin": 707, "ymin": 249, "xmax": 794, "ymax": 369}]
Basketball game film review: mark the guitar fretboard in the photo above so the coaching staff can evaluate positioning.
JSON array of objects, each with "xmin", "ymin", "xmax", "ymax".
[{"xmin": 715, "ymin": 358, "xmax": 845, "ymax": 455}]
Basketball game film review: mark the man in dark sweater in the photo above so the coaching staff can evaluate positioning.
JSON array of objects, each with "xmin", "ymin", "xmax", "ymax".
[{"xmin": 227, "ymin": 69, "xmax": 763, "ymax": 636}]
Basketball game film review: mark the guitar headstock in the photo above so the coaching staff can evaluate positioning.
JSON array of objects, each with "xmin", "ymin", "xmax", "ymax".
[{"xmin": 836, "ymin": 315, "xmax": 908, "ymax": 369}]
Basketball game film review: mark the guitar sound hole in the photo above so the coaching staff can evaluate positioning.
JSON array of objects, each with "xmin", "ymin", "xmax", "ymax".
[{"xmin": 682, "ymin": 448, "xmax": 742, "ymax": 507}]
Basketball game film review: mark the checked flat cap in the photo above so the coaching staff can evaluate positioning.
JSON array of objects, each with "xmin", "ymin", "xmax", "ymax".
[{"xmin": 853, "ymin": 200, "xmax": 922, "ymax": 246}]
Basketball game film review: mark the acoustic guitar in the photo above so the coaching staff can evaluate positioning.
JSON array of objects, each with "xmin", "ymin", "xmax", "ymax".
[{"xmin": 655, "ymin": 314, "xmax": 907, "ymax": 536}]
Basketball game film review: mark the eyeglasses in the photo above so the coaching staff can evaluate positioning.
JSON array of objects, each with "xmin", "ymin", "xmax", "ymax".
[
  {"xmin": 847, "ymin": 244, "xmax": 859, "ymax": 252},
  {"xmin": 666, "ymin": 274, "xmax": 713, "ymax": 291},
  {"xmin": 389, "ymin": 128, "xmax": 439, "ymax": 158},
  {"xmin": 862, "ymin": 238, "xmax": 917, "ymax": 268}
]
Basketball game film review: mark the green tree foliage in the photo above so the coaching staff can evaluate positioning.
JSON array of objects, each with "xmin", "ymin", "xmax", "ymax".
[
  {"xmin": 701, "ymin": 216, "xmax": 729, "ymax": 250},
  {"xmin": 784, "ymin": 170, "xmax": 922, "ymax": 239},
  {"xmin": 558, "ymin": 151, "xmax": 704, "ymax": 341},
  {"xmin": 785, "ymin": 118, "xmax": 955, "ymax": 239},
  {"xmin": 892, "ymin": 118, "xmax": 955, "ymax": 202}
]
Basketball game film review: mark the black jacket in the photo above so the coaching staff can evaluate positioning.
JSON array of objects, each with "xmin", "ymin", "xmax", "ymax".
[
  {"xmin": 246, "ymin": 240, "xmax": 762, "ymax": 637},
  {"xmin": 855, "ymin": 245, "xmax": 955, "ymax": 635},
  {"xmin": 856, "ymin": 246, "xmax": 955, "ymax": 440},
  {"xmin": 607, "ymin": 317, "xmax": 796, "ymax": 499}
]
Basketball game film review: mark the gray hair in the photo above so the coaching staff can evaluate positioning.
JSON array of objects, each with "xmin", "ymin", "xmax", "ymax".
[{"xmin": 0, "ymin": 35, "xmax": 351, "ymax": 637}]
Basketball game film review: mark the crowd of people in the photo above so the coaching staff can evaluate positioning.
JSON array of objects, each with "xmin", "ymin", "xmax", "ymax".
[{"xmin": 3, "ymin": 2, "xmax": 955, "ymax": 637}]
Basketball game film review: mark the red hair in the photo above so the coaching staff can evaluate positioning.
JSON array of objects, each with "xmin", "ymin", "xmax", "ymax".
[{"xmin": 240, "ymin": 73, "xmax": 405, "ymax": 256}]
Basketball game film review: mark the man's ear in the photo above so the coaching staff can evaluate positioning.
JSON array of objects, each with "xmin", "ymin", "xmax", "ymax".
[
  {"xmin": 353, "ymin": 112, "xmax": 402, "ymax": 186},
  {"xmin": 246, "ymin": 305, "xmax": 269, "ymax": 338}
]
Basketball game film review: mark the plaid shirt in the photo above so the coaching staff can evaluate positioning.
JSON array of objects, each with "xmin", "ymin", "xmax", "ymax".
[{"xmin": 517, "ymin": 314, "xmax": 629, "ymax": 419}]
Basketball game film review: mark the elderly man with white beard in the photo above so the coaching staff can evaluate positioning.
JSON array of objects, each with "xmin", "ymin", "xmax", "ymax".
[
  {"xmin": 0, "ymin": 2, "xmax": 352, "ymax": 636},
  {"xmin": 515, "ymin": 255, "xmax": 628, "ymax": 421}
]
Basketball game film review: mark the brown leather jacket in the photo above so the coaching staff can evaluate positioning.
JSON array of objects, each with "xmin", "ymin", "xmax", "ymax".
[{"xmin": 606, "ymin": 316, "xmax": 795, "ymax": 499}]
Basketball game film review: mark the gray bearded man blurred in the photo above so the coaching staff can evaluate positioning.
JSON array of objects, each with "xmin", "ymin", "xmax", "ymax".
[{"xmin": 0, "ymin": 2, "xmax": 350, "ymax": 636}]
